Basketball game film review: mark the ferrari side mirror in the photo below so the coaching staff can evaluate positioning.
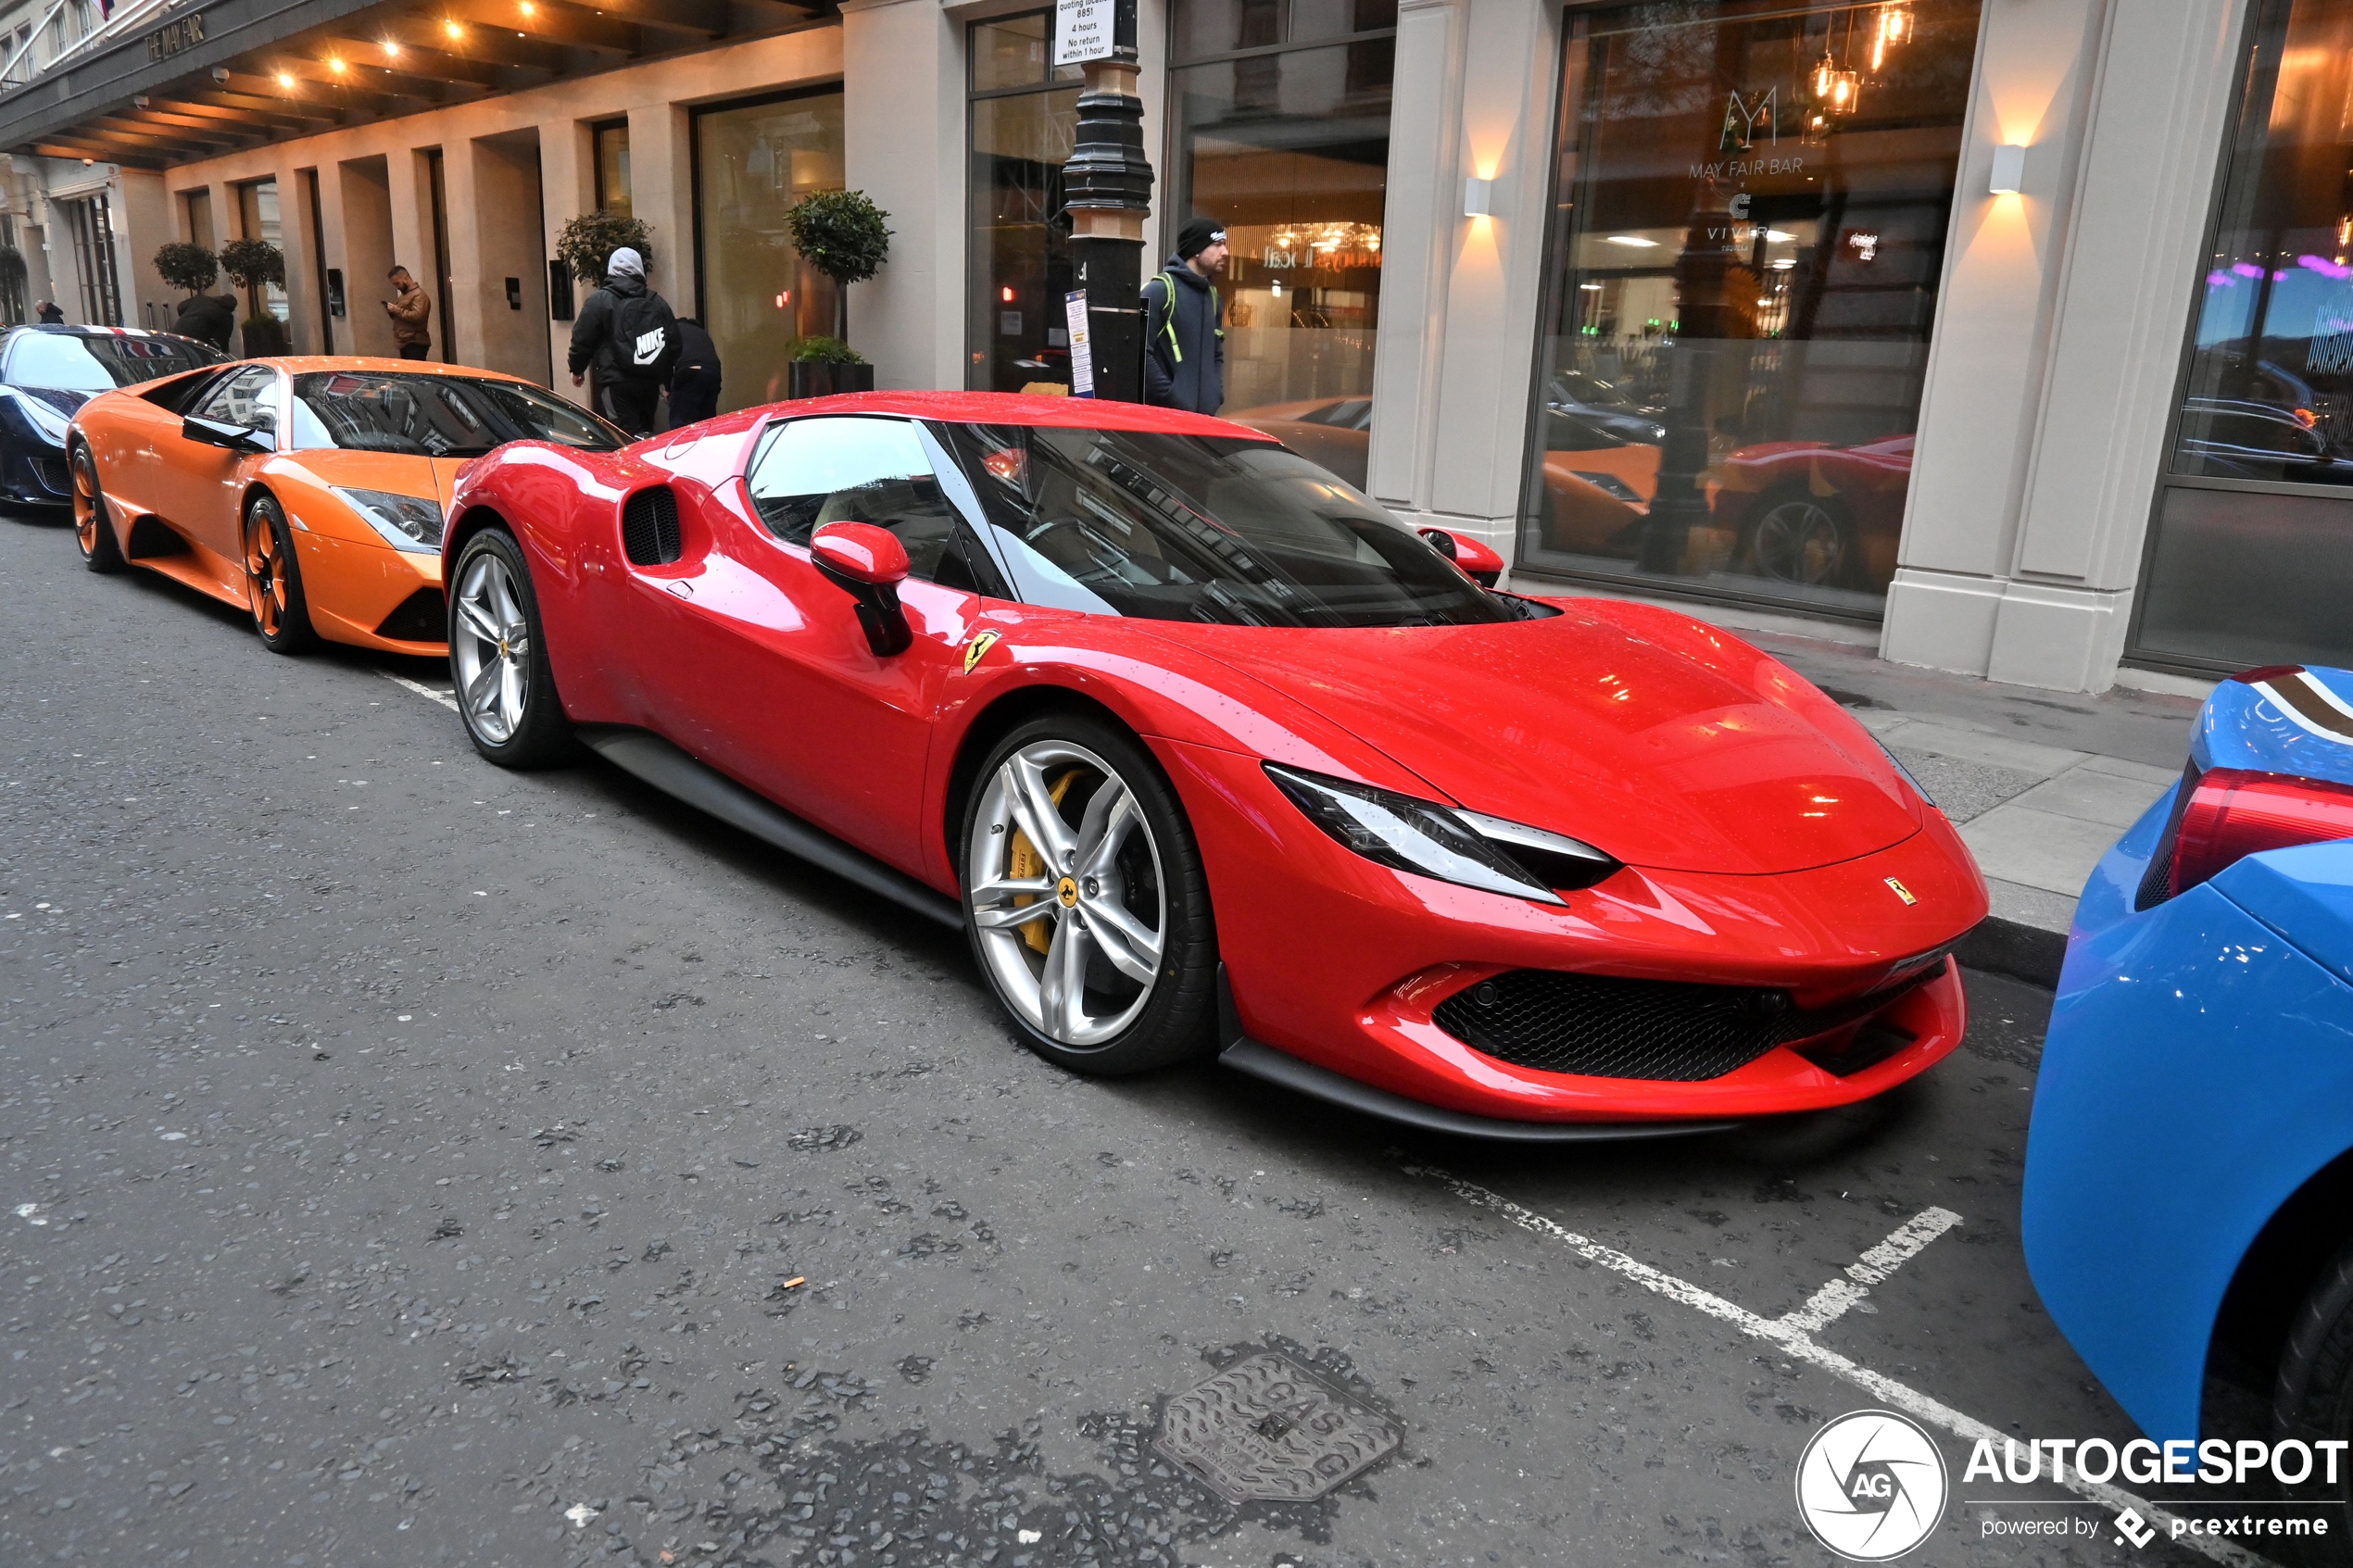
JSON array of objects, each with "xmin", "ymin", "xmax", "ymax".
[
  {"xmin": 1419, "ymin": 526, "xmax": 1504, "ymax": 589},
  {"xmin": 811, "ymin": 521, "xmax": 913, "ymax": 657}
]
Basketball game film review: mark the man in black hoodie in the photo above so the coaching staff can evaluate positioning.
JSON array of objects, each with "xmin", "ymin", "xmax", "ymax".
[
  {"xmin": 1142, "ymin": 217, "xmax": 1227, "ymax": 414},
  {"xmin": 171, "ymin": 291, "xmax": 236, "ymax": 353},
  {"xmin": 567, "ymin": 246, "xmax": 679, "ymax": 437}
]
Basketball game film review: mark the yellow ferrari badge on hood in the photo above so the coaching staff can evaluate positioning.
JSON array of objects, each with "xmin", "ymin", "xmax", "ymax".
[
  {"xmin": 1884, "ymin": 877, "xmax": 1918, "ymax": 906},
  {"xmin": 962, "ymin": 629, "xmax": 1001, "ymax": 675}
]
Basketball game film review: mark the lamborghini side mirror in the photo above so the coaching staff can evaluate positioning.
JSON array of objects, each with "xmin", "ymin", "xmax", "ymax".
[
  {"xmin": 182, "ymin": 414, "xmax": 271, "ymax": 454},
  {"xmin": 811, "ymin": 521, "xmax": 913, "ymax": 657}
]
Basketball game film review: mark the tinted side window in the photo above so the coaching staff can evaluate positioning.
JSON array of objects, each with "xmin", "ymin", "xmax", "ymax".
[
  {"xmin": 746, "ymin": 416, "xmax": 999, "ymax": 593},
  {"xmin": 192, "ymin": 366, "xmax": 279, "ymax": 433}
]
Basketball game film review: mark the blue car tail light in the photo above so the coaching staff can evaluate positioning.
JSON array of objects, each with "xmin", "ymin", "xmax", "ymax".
[{"xmin": 2137, "ymin": 766, "xmax": 2353, "ymax": 907}]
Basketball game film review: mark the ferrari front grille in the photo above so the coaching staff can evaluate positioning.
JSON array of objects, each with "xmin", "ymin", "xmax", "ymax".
[
  {"xmin": 1432, "ymin": 960, "xmax": 1944, "ymax": 1083},
  {"xmin": 621, "ymin": 484, "xmax": 681, "ymax": 566}
]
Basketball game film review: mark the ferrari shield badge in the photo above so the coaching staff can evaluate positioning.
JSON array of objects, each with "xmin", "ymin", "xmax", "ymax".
[
  {"xmin": 1884, "ymin": 877, "xmax": 1918, "ymax": 906},
  {"xmin": 962, "ymin": 629, "xmax": 1002, "ymax": 674}
]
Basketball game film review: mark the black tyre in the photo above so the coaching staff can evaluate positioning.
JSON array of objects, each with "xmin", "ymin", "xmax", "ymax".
[
  {"xmin": 70, "ymin": 443, "xmax": 122, "ymax": 574},
  {"xmin": 448, "ymin": 528, "xmax": 571, "ymax": 767},
  {"xmin": 2275, "ymin": 1241, "xmax": 2353, "ymax": 1559},
  {"xmin": 1741, "ymin": 484, "xmax": 1861, "ymax": 589},
  {"xmin": 244, "ymin": 493, "xmax": 319, "ymax": 654},
  {"xmin": 959, "ymin": 713, "xmax": 1217, "ymax": 1076}
]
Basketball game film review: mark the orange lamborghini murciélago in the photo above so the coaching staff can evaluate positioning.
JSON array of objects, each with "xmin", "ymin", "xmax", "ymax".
[{"xmin": 69, "ymin": 357, "xmax": 624, "ymax": 654}]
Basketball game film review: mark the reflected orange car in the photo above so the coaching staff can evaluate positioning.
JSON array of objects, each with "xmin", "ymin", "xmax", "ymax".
[{"xmin": 68, "ymin": 357, "xmax": 624, "ymax": 654}]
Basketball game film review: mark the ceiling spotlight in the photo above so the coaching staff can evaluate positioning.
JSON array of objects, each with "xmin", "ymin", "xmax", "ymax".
[
  {"xmin": 520, "ymin": 0, "xmax": 535, "ymax": 13},
  {"xmin": 444, "ymin": 19, "xmax": 463, "ymax": 39},
  {"xmin": 276, "ymin": 70, "xmax": 296, "ymax": 87},
  {"xmin": 382, "ymin": 37, "xmax": 401, "ymax": 56},
  {"xmin": 326, "ymin": 56, "xmax": 346, "ymax": 73}
]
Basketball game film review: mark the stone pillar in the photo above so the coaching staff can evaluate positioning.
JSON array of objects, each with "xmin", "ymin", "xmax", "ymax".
[{"xmin": 1883, "ymin": 0, "xmax": 2249, "ymax": 691}]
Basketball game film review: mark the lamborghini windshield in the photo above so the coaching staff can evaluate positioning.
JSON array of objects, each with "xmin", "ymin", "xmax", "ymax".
[
  {"xmin": 287, "ymin": 370, "xmax": 624, "ymax": 458},
  {"xmin": 931, "ymin": 424, "xmax": 1514, "ymax": 628}
]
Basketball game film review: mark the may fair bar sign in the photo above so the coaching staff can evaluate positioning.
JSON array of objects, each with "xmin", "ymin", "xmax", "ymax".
[
  {"xmin": 145, "ymin": 12, "xmax": 206, "ymax": 61},
  {"xmin": 1053, "ymin": 0, "xmax": 1113, "ymax": 66}
]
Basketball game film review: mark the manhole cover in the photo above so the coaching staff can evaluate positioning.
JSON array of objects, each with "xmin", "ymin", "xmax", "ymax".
[{"xmin": 1152, "ymin": 1351, "xmax": 1401, "ymax": 1503}]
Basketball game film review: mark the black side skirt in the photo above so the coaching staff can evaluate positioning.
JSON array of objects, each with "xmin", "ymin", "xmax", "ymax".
[{"xmin": 580, "ymin": 726, "xmax": 964, "ymax": 932}]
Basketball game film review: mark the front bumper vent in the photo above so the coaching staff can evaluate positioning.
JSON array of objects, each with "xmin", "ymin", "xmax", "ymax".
[{"xmin": 1432, "ymin": 959, "xmax": 1944, "ymax": 1083}]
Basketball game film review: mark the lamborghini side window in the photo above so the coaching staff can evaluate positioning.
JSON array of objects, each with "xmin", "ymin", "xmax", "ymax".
[
  {"xmin": 745, "ymin": 416, "xmax": 1000, "ymax": 594},
  {"xmin": 191, "ymin": 366, "xmax": 279, "ymax": 435}
]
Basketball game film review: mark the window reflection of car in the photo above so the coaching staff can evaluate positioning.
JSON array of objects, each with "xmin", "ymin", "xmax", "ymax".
[
  {"xmin": 1227, "ymin": 395, "xmax": 1665, "ymax": 566},
  {"xmin": 1542, "ymin": 372, "xmax": 1667, "ymax": 444},
  {"xmin": 1713, "ymin": 433, "xmax": 1914, "ymax": 592},
  {"xmin": 2175, "ymin": 396, "xmax": 2340, "ymax": 480}
]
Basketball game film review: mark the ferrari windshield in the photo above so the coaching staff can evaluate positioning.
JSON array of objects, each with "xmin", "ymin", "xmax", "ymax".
[
  {"xmin": 932, "ymin": 424, "xmax": 1513, "ymax": 628},
  {"xmin": 287, "ymin": 370, "xmax": 623, "ymax": 457},
  {"xmin": 6, "ymin": 331, "xmax": 220, "ymax": 392}
]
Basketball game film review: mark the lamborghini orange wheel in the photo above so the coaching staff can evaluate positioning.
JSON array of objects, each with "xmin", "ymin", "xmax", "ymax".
[
  {"xmin": 70, "ymin": 445, "xmax": 121, "ymax": 574},
  {"xmin": 244, "ymin": 494, "xmax": 316, "ymax": 653}
]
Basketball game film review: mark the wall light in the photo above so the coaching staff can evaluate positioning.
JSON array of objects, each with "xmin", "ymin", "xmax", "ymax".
[
  {"xmin": 1463, "ymin": 177, "xmax": 1493, "ymax": 220},
  {"xmin": 1989, "ymin": 144, "xmax": 2028, "ymax": 195}
]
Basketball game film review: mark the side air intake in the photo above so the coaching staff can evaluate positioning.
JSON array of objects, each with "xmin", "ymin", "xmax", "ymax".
[{"xmin": 621, "ymin": 485, "xmax": 681, "ymax": 566}]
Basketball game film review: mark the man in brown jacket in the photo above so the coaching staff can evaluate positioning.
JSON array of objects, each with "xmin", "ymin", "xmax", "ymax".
[{"xmin": 384, "ymin": 266, "xmax": 431, "ymax": 360}]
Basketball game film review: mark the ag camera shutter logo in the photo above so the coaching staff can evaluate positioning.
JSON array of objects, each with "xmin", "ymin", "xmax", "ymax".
[{"xmin": 1796, "ymin": 1410, "xmax": 1948, "ymax": 1561}]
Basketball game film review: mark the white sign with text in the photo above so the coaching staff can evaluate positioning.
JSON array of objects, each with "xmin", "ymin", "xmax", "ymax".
[{"xmin": 1054, "ymin": 0, "xmax": 1114, "ymax": 65}]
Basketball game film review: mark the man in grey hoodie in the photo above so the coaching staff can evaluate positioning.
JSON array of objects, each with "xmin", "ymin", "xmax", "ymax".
[
  {"xmin": 1142, "ymin": 217, "xmax": 1228, "ymax": 415},
  {"xmin": 567, "ymin": 246, "xmax": 679, "ymax": 437}
]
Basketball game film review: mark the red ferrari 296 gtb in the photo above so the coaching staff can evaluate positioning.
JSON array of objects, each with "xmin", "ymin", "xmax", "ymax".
[{"xmin": 441, "ymin": 392, "xmax": 1987, "ymax": 1138}]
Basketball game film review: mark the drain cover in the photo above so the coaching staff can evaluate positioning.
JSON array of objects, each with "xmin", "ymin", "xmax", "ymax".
[{"xmin": 1152, "ymin": 1351, "xmax": 1401, "ymax": 1503}]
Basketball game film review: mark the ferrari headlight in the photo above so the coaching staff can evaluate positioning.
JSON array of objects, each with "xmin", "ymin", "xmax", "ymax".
[
  {"xmin": 334, "ymin": 486, "xmax": 445, "ymax": 553},
  {"xmin": 1265, "ymin": 763, "xmax": 1620, "ymax": 904},
  {"xmin": 5, "ymin": 388, "xmax": 69, "ymax": 445}
]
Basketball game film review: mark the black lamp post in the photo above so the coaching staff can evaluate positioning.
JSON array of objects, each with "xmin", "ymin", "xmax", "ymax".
[
  {"xmin": 1638, "ymin": 176, "xmax": 1740, "ymax": 576},
  {"xmin": 1060, "ymin": 0, "xmax": 1153, "ymax": 402}
]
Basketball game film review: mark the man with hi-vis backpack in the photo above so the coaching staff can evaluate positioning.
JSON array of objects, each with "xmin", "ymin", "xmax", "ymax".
[{"xmin": 1142, "ymin": 217, "xmax": 1228, "ymax": 415}]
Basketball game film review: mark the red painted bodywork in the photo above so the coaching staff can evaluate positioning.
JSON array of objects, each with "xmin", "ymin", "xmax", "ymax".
[{"xmin": 447, "ymin": 391, "xmax": 1988, "ymax": 1124}]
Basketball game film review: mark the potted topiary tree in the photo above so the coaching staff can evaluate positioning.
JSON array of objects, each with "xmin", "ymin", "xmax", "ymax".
[
  {"xmin": 220, "ymin": 238, "xmax": 288, "ymax": 356},
  {"xmin": 785, "ymin": 188, "xmax": 891, "ymax": 392},
  {"xmin": 786, "ymin": 334, "xmax": 870, "ymax": 401},
  {"xmin": 152, "ymin": 241, "xmax": 219, "ymax": 297},
  {"xmin": 556, "ymin": 210, "xmax": 654, "ymax": 291}
]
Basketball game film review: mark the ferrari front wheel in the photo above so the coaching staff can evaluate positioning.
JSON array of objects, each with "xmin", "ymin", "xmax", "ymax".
[
  {"xmin": 70, "ymin": 444, "xmax": 121, "ymax": 574},
  {"xmin": 245, "ymin": 495, "xmax": 316, "ymax": 653},
  {"xmin": 962, "ymin": 716, "xmax": 1217, "ymax": 1076},
  {"xmin": 449, "ymin": 529, "xmax": 569, "ymax": 768}
]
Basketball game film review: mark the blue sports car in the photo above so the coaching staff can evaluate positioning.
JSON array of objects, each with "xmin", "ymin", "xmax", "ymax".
[{"xmin": 2024, "ymin": 665, "xmax": 2353, "ymax": 1468}]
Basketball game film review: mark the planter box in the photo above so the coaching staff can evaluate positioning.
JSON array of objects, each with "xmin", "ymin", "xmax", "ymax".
[{"xmin": 788, "ymin": 360, "xmax": 875, "ymax": 399}]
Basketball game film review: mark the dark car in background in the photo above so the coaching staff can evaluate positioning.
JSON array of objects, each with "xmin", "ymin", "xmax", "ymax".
[{"xmin": 0, "ymin": 326, "xmax": 224, "ymax": 508}]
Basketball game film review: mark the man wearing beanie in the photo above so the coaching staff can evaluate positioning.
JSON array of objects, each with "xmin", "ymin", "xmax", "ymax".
[
  {"xmin": 1142, "ymin": 216, "xmax": 1228, "ymax": 414},
  {"xmin": 567, "ymin": 245, "xmax": 680, "ymax": 438}
]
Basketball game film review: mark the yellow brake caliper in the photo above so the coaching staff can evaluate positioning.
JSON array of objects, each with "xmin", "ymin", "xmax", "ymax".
[{"xmin": 1007, "ymin": 770, "xmax": 1080, "ymax": 955}]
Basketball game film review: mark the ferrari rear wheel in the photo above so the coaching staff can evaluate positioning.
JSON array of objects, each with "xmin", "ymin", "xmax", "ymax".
[
  {"xmin": 70, "ymin": 444, "xmax": 121, "ymax": 574},
  {"xmin": 1743, "ymin": 487, "xmax": 1859, "ymax": 589},
  {"xmin": 450, "ymin": 528, "xmax": 570, "ymax": 768},
  {"xmin": 245, "ymin": 494, "xmax": 317, "ymax": 654},
  {"xmin": 961, "ymin": 715, "xmax": 1217, "ymax": 1076}
]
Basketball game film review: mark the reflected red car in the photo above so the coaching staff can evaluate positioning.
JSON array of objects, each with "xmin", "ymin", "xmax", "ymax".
[
  {"xmin": 441, "ymin": 392, "xmax": 1986, "ymax": 1138},
  {"xmin": 1715, "ymin": 433, "xmax": 1913, "ymax": 592}
]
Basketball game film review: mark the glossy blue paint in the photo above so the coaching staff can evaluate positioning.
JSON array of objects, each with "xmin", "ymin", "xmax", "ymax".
[{"xmin": 2023, "ymin": 664, "xmax": 2353, "ymax": 1442}]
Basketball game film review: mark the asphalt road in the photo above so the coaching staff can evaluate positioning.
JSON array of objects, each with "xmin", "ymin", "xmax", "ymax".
[{"xmin": 0, "ymin": 508, "xmax": 2233, "ymax": 1568}]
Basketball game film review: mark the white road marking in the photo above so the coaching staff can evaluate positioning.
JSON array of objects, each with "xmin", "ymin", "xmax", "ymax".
[
  {"xmin": 380, "ymin": 671, "xmax": 457, "ymax": 711},
  {"xmin": 1780, "ymin": 1205, "xmax": 1964, "ymax": 1334},
  {"xmin": 1403, "ymin": 1163, "xmax": 2276, "ymax": 1568}
]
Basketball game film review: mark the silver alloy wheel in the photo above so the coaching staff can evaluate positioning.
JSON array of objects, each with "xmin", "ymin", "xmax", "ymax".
[
  {"xmin": 1752, "ymin": 499, "xmax": 1847, "ymax": 585},
  {"xmin": 967, "ymin": 739, "xmax": 1166, "ymax": 1048},
  {"xmin": 452, "ymin": 548, "xmax": 532, "ymax": 746}
]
